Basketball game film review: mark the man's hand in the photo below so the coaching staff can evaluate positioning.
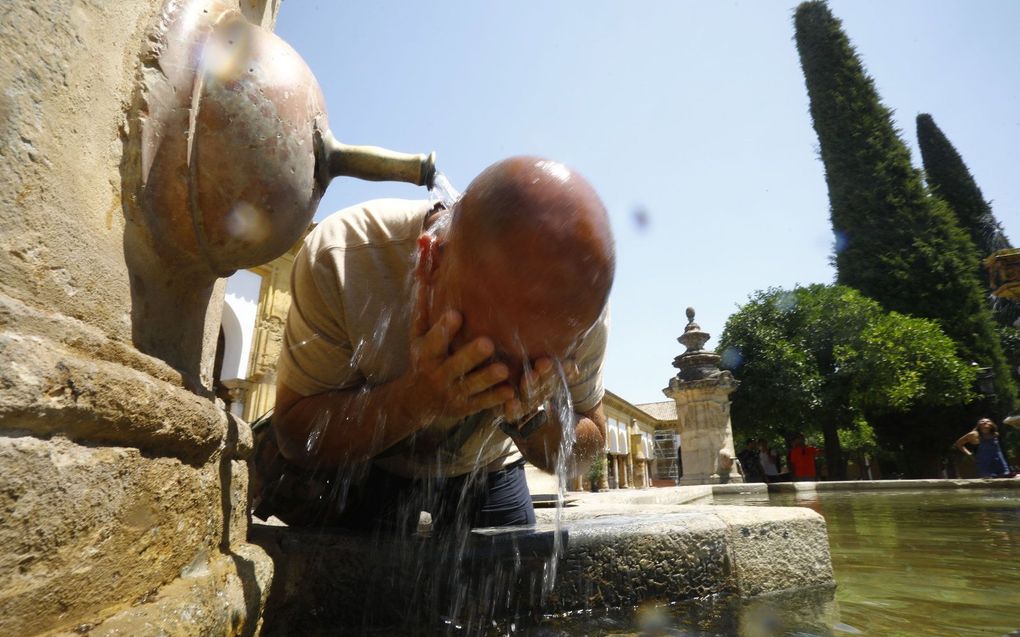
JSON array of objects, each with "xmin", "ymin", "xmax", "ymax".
[
  {"xmin": 398, "ymin": 288, "xmax": 515, "ymax": 426},
  {"xmin": 501, "ymin": 358, "xmax": 579, "ymax": 429}
]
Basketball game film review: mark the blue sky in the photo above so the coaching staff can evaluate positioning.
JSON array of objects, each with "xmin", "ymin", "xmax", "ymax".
[{"xmin": 275, "ymin": 1, "xmax": 1020, "ymax": 405}]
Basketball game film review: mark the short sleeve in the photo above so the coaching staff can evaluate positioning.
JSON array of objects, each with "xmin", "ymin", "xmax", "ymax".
[
  {"xmin": 568, "ymin": 304, "xmax": 610, "ymax": 414},
  {"xmin": 276, "ymin": 245, "xmax": 363, "ymax": 396}
]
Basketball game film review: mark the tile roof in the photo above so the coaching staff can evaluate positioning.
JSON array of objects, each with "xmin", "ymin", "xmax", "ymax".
[{"xmin": 634, "ymin": 400, "xmax": 677, "ymax": 422}]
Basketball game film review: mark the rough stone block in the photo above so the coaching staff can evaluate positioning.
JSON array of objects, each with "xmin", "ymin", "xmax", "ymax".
[
  {"xmin": 708, "ymin": 505, "xmax": 833, "ymax": 597},
  {"xmin": 48, "ymin": 547, "xmax": 274, "ymax": 637},
  {"xmin": 0, "ymin": 435, "xmax": 226, "ymax": 635}
]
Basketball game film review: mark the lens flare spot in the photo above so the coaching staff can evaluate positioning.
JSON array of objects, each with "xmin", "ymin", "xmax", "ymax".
[{"xmin": 225, "ymin": 201, "xmax": 271, "ymax": 244}]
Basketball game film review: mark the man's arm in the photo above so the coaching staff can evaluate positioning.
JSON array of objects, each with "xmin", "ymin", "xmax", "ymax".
[
  {"xmin": 273, "ymin": 309, "xmax": 514, "ymax": 467},
  {"xmin": 274, "ymin": 378, "xmax": 421, "ymax": 466},
  {"xmin": 512, "ymin": 401, "xmax": 606, "ymax": 478}
]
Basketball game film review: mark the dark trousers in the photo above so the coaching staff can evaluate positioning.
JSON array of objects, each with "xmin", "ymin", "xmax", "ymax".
[
  {"xmin": 251, "ymin": 416, "xmax": 535, "ymax": 534},
  {"xmin": 335, "ymin": 460, "xmax": 536, "ymax": 535}
]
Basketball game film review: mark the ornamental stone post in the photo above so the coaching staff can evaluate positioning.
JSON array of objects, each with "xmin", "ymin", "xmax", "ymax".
[{"xmin": 663, "ymin": 308, "xmax": 742, "ymax": 485}]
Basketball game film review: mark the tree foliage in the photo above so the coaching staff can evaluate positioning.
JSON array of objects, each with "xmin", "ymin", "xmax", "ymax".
[
  {"xmin": 793, "ymin": 1, "xmax": 1016, "ymax": 413},
  {"xmin": 916, "ymin": 113, "xmax": 1012, "ymax": 261},
  {"xmin": 916, "ymin": 113, "xmax": 1020, "ymax": 382},
  {"xmin": 718, "ymin": 284, "xmax": 977, "ymax": 477}
]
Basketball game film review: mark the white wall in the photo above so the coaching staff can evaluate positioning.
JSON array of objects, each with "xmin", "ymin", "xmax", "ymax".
[{"xmin": 221, "ymin": 270, "xmax": 262, "ymax": 380}]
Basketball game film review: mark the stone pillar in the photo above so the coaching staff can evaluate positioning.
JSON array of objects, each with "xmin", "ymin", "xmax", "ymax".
[
  {"xmin": 624, "ymin": 422, "xmax": 636, "ymax": 488},
  {"xmin": 0, "ymin": 2, "xmax": 282, "ymax": 634},
  {"xmin": 663, "ymin": 308, "xmax": 742, "ymax": 485},
  {"xmin": 242, "ymin": 242, "xmax": 303, "ymax": 421}
]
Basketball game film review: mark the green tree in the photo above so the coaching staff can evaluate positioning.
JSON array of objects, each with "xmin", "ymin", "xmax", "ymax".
[
  {"xmin": 916, "ymin": 113, "xmax": 1019, "ymax": 384},
  {"xmin": 916, "ymin": 113, "xmax": 1011, "ymax": 262},
  {"xmin": 793, "ymin": 1, "xmax": 1015, "ymax": 414},
  {"xmin": 718, "ymin": 285, "xmax": 977, "ymax": 479}
]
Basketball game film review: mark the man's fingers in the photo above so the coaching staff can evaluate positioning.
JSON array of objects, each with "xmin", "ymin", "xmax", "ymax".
[
  {"xmin": 459, "ymin": 362, "xmax": 510, "ymax": 397},
  {"xmin": 564, "ymin": 359, "xmax": 580, "ymax": 382},
  {"xmin": 417, "ymin": 309, "xmax": 461, "ymax": 360},
  {"xmin": 503, "ymin": 397, "xmax": 524, "ymax": 422},
  {"xmin": 521, "ymin": 358, "xmax": 559, "ymax": 403},
  {"xmin": 464, "ymin": 386, "xmax": 516, "ymax": 415},
  {"xmin": 441, "ymin": 336, "xmax": 495, "ymax": 381}
]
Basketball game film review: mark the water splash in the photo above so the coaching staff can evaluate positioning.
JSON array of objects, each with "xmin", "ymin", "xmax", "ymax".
[
  {"xmin": 305, "ymin": 408, "xmax": 330, "ymax": 456},
  {"xmin": 427, "ymin": 171, "xmax": 461, "ymax": 238},
  {"xmin": 430, "ymin": 171, "xmax": 461, "ymax": 209}
]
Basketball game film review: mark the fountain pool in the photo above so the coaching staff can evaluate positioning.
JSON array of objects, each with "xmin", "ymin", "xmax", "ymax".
[
  {"xmin": 462, "ymin": 484, "xmax": 1020, "ymax": 636},
  {"xmin": 705, "ymin": 487, "xmax": 1020, "ymax": 637}
]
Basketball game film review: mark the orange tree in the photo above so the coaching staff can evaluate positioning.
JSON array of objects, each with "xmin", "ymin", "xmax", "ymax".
[{"xmin": 718, "ymin": 284, "xmax": 976, "ymax": 478}]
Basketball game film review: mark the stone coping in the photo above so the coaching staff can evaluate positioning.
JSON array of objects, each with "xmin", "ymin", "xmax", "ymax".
[
  {"xmin": 251, "ymin": 494, "xmax": 834, "ymax": 632},
  {"xmin": 535, "ymin": 476, "xmax": 1019, "ymax": 516},
  {"xmin": 765, "ymin": 477, "xmax": 1020, "ymax": 492}
]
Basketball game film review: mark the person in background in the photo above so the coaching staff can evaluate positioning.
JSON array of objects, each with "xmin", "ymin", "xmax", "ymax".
[
  {"xmin": 788, "ymin": 433, "xmax": 821, "ymax": 481},
  {"xmin": 954, "ymin": 418, "xmax": 1014, "ymax": 478},
  {"xmin": 757, "ymin": 438, "xmax": 781, "ymax": 483},
  {"xmin": 737, "ymin": 439, "xmax": 764, "ymax": 483}
]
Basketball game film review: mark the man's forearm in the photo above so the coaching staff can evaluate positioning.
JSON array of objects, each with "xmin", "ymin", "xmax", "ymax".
[
  {"xmin": 516, "ymin": 405, "xmax": 606, "ymax": 477},
  {"xmin": 274, "ymin": 377, "xmax": 422, "ymax": 467}
]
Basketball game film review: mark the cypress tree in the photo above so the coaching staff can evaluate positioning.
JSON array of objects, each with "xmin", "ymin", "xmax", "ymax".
[
  {"xmin": 916, "ymin": 113, "xmax": 1012, "ymax": 262},
  {"xmin": 793, "ymin": 1, "xmax": 1015, "ymax": 415},
  {"xmin": 916, "ymin": 113, "xmax": 1019, "ymax": 380}
]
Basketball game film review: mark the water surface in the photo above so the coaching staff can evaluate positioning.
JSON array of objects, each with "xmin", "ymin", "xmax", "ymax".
[{"xmin": 716, "ymin": 488, "xmax": 1020, "ymax": 637}]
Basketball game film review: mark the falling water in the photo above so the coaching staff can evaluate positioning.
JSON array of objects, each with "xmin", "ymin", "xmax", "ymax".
[
  {"xmin": 542, "ymin": 360, "xmax": 575, "ymax": 598},
  {"xmin": 430, "ymin": 170, "xmax": 461, "ymax": 209},
  {"xmin": 426, "ymin": 171, "xmax": 461, "ymax": 238}
]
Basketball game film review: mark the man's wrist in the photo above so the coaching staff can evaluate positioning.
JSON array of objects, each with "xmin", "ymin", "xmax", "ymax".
[{"xmin": 500, "ymin": 407, "xmax": 548, "ymax": 440}]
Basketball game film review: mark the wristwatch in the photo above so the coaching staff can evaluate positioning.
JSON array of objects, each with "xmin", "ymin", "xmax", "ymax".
[{"xmin": 500, "ymin": 407, "xmax": 548, "ymax": 440}]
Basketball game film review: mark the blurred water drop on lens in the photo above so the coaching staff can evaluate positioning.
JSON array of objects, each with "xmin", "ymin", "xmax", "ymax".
[
  {"xmin": 635, "ymin": 602, "xmax": 672, "ymax": 635},
  {"xmin": 632, "ymin": 205, "xmax": 650, "ymax": 232},
  {"xmin": 225, "ymin": 201, "xmax": 271, "ymax": 244},
  {"xmin": 776, "ymin": 290, "xmax": 798, "ymax": 314},
  {"xmin": 832, "ymin": 230, "xmax": 849, "ymax": 254},
  {"xmin": 720, "ymin": 346, "xmax": 743, "ymax": 370}
]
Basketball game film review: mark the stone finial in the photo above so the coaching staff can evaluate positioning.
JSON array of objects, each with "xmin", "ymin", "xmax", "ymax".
[
  {"xmin": 678, "ymin": 306, "xmax": 711, "ymax": 354},
  {"xmin": 668, "ymin": 305, "xmax": 732, "ymax": 385}
]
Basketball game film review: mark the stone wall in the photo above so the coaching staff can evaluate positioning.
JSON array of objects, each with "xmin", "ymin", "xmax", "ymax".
[{"xmin": 1, "ymin": 1, "xmax": 279, "ymax": 634}]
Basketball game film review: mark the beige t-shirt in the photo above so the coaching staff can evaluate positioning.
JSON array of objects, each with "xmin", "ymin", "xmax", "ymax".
[{"xmin": 277, "ymin": 198, "xmax": 608, "ymax": 479}]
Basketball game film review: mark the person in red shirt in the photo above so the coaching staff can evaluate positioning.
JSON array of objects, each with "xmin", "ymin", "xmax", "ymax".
[{"xmin": 788, "ymin": 433, "xmax": 821, "ymax": 481}]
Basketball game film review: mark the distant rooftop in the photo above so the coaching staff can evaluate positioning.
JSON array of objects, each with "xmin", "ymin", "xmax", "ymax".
[{"xmin": 634, "ymin": 400, "xmax": 677, "ymax": 422}]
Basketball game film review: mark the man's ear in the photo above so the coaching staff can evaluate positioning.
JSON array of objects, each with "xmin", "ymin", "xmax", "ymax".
[{"xmin": 416, "ymin": 234, "xmax": 443, "ymax": 284}]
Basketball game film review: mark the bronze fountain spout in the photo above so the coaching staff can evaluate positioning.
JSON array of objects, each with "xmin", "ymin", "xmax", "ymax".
[
  {"xmin": 125, "ymin": 0, "xmax": 437, "ymax": 382},
  {"xmin": 138, "ymin": 0, "xmax": 436, "ymax": 278}
]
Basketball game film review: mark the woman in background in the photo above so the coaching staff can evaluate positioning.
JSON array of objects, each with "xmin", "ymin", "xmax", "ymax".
[{"xmin": 955, "ymin": 418, "xmax": 1013, "ymax": 478}]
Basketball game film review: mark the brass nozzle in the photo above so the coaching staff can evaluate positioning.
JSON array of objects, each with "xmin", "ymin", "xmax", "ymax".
[{"xmin": 318, "ymin": 129, "xmax": 436, "ymax": 191}]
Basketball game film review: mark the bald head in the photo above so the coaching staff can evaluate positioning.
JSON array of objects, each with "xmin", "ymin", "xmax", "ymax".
[{"xmin": 443, "ymin": 157, "xmax": 614, "ymax": 342}]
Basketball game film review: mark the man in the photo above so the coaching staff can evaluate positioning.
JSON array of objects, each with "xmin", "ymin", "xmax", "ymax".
[
  {"xmin": 757, "ymin": 438, "xmax": 781, "ymax": 483},
  {"xmin": 737, "ymin": 439, "xmax": 763, "ymax": 483},
  {"xmin": 788, "ymin": 433, "xmax": 821, "ymax": 482},
  {"xmin": 254, "ymin": 157, "xmax": 614, "ymax": 535}
]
